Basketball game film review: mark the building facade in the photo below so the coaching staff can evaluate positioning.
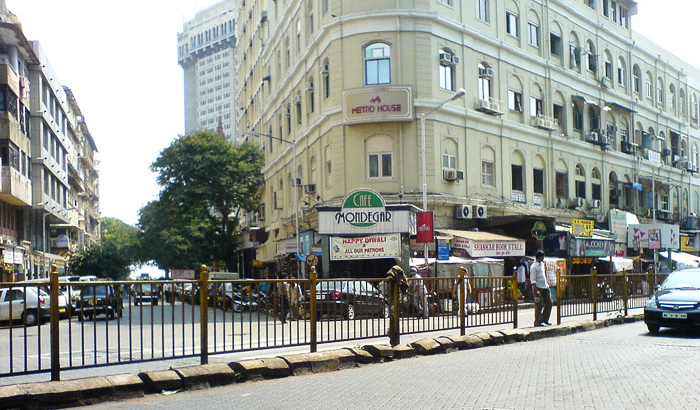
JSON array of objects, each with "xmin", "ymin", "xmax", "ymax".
[
  {"xmin": 178, "ymin": 0, "xmax": 238, "ymax": 142},
  {"xmin": 237, "ymin": 0, "xmax": 700, "ymax": 277},
  {"xmin": 0, "ymin": 2, "xmax": 100, "ymax": 280}
]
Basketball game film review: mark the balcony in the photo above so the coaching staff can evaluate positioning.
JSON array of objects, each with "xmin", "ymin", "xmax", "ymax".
[
  {"xmin": 0, "ymin": 166, "xmax": 31, "ymax": 206},
  {"xmin": 621, "ymin": 140, "xmax": 638, "ymax": 155}
]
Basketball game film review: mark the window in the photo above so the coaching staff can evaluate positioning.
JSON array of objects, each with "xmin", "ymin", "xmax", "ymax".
[
  {"xmin": 364, "ymin": 43, "xmax": 391, "ymax": 85},
  {"xmin": 550, "ymin": 33, "xmax": 562, "ymax": 57},
  {"xmin": 511, "ymin": 165, "xmax": 524, "ymax": 192},
  {"xmin": 481, "ymin": 161, "xmax": 495, "ymax": 187},
  {"xmin": 604, "ymin": 52, "xmax": 612, "ymax": 80},
  {"xmin": 645, "ymin": 73, "xmax": 653, "ymax": 100},
  {"xmin": 530, "ymin": 96, "xmax": 543, "ymax": 117},
  {"xmin": 478, "ymin": 62, "xmax": 491, "ymax": 100},
  {"xmin": 573, "ymin": 101, "xmax": 583, "ymax": 131},
  {"xmin": 657, "ymin": 77, "xmax": 664, "ymax": 106},
  {"xmin": 438, "ymin": 0, "xmax": 451, "ymax": 4},
  {"xmin": 366, "ymin": 135, "xmax": 393, "ymax": 179},
  {"xmin": 553, "ymin": 103, "xmax": 564, "ymax": 128},
  {"xmin": 506, "ymin": 12, "xmax": 519, "ymax": 37},
  {"xmin": 325, "ymin": 145, "xmax": 332, "ymax": 187},
  {"xmin": 307, "ymin": 77, "xmax": 315, "ymax": 114},
  {"xmin": 569, "ymin": 35, "xmax": 581, "ymax": 70},
  {"xmin": 508, "ymin": 90, "xmax": 522, "ymax": 112},
  {"xmin": 586, "ymin": 41, "xmax": 597, "ymax": 72},
  {"xmin": 322, "ymin": 58, "xmax": 330, "ymax": 99},
  {"xmin": 308, "ymin": 1, "xmax": 314, "ymax": 35},
  {"xmin": 670, "ymin": 84, "xmax": 676, "ymax": 113},
  {"xmin": 603, "ymin": 0, "xmax": 610, "ymax": 17},
  {"xmin": 575, "ymin": 164, "xmax": 586, "ymax": 198},
  {"xmin": 528, "ymin": 22, "xmax": 540, "ymax": 47},
  {"xmin": 632, "ymin": 65, "xmax": 640, "ymax": 94},
  {"xmin": 619, "ymin": 6, "xmax": 629, "ymax": 28},
  {"xmin": 443, "ymin": 153, "xmax": 456, "ymax": 169},
  {"xmin": 533, "ymin": 168, "xmax": 544, "ymax": 195},
  {"xmin": 296, "ymin": 19, "xmax": 301, "ymax": 53},
  {"xmin": 585, "ymin": 0, "xmax": 596, "ymax": 9},
  {"xmin": 555, "ymin": 171, "xmax": 568, "ymax": 198},
  {"xmin": 322, "ymin": 0, "xmax": 329, "ymax": 14},
  {"xmin": 439, "ymin": 48, "xmax": 456, "ymax": 91},
  {"xmin": 477, "ymin": 0, "xmax": 489, "ymax": 22}
]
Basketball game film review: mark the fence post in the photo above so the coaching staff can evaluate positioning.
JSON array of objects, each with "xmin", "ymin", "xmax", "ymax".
[
  {"xmin": 388, "ymin": 273, "xmax": 400, "ymax": 346},
  {"xmin": 511, "ymin": 269, "xmax": 518, "ymax": 329},
  {"xmin": 459, "ymin": 266, "xmax": 466, "ymax": 336},
  {"xmin": 592, "ymin": 266, "xmax": 598, "ymax": 321},
  {"xmin": 647, "ymin": 265, "xmax": 655, "ymax": 296},
  {"xmin": 309, "ymin": 266, "xmax": 317, "ymax": 353},
  {"xmin": 49, "ymin": 264, "xmax": 60, "ymax": 381},
  {"xmin": 199, "ymin": 265, "xmax": 208, "ymax": 365},
  {"xmin": 556, "ymin": 268, "xmax": 561, "ymax": 325},
  {"xmin": 622, "ymin": 269, "xmax": 628, "ymax": 317}
]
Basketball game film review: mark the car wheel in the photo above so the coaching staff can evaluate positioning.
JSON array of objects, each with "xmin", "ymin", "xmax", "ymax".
[
  {"xmin": 22, "ymin": 310, "xmax": 38, "ymax": 326},
  {"xmin": 647, "ymin": 324, "xmax": 660, "ymax": 334},
  {"xmin": 152, "ymin": 299, "xmax": 158, "ymax": 306},
  {"xmin": 382, "ymin": 304, "xmax": 390, "ymax": 318},
  {"xmin": 345, "ymin": 304, "xmax": 355, "ymax": 320}
]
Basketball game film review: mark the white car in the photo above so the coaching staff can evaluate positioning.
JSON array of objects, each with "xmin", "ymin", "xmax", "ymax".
[
  {"xmin": 0, "ymin": 286, "xmax": 50, "ymax": 326},
  {"xmin": 16, "ymin": 279, "xmax": 71, "ymax": 318}
]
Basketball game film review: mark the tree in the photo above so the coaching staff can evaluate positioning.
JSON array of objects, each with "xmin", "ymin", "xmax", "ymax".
[
  {"xmin": 143, "ymin": 131, "xmax": 264, "ymax": 271},
  {"xmin": 68, "ymin": 217, "xmax": 139, "ymax": 280}
]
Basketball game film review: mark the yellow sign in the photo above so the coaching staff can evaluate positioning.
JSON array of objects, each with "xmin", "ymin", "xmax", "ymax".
[{"xmin": 571, "ymin": 219, "xmax": 594, "ymax": 237}]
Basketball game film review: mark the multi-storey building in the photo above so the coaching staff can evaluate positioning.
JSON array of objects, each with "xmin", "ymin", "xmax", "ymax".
[
  {"xmin": 0, "ymin": 1, "xmax": 100, "ymax": 280},
  {"xmin": 237, "ymin": 0, "xmax": 700, "ymax": 278},
  {"xmin": 178, "ymin": 0, "xmax": 238, "ymax": 142}
]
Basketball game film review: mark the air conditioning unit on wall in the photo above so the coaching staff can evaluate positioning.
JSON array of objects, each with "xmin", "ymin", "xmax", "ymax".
[
  {"xmin": 590, "ymin": 199, "xmax": 601, "ymax": 209},
  {"xmin": 455, "ymin": 204, "xmax": 472, "ymax": 219},
  {"xmin": 443, "ymin": 169, "xmax": 457, "ymax": 181},
  {"xmin": 570, "ymin": 197, "xmax": 585, "ymax": 208},
  {"xmin": 473, "ymin": 205, "xmax": 488, "ymax": 219}
]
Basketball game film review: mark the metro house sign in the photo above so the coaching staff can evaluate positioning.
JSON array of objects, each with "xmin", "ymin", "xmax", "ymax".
[{"xmin": 335, "ymin": 189, "xmax": 391, "ymax": 228}]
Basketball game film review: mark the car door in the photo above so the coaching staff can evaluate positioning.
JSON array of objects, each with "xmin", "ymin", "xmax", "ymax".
[{"xmin": 1, "ymin": 288, "xmax": 26, "ymax": 321}]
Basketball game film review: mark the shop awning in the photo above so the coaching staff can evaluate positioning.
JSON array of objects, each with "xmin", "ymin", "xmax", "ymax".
[
  {"xmin": 436, "ymin": 229, "xmax": 525, "ymax": 257},
  {"xmin": 597, "ymin": 256, "xmax": 634, "ymax": 272},
  {"xmin": 660, "ymin": 251, "xmax": 700, "ymax": 270}
]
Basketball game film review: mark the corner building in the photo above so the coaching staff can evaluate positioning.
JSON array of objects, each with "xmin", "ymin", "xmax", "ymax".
[{"xmin": 237, "ymin": 0, "xmax": 700, "ymax": 277}]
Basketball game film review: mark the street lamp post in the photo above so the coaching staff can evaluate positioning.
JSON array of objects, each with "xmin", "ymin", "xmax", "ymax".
[
  {"xmin": 420, "ymin": 88, "xmax": 466, "ymax": 264},
  {"xmin": 246, "ymin": 131, "xmax": 301, "ymax": 275}
]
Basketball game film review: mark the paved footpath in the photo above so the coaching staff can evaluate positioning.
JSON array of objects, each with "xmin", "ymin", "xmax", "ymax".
[{"xmin": 68, "ymin": 320, "xmax": 700, "ymax": 410}]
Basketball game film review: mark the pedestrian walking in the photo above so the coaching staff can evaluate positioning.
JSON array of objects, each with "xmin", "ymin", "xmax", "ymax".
[
  {"xmin": 277, "ymin": 272, "xmax": 290, "ymax": 324},
  {"xmin": 409, "ymin": 267, "xmax": 429, "ymax": 318},
  {"xmin": 516, "ymin": 258, "xmax": 529, "ymax": 301},
  {"xmin": 289, "ymin": 280, "xmax": 303, "ymax": 319},
  {"xmin": 530, "ymin": 250, "xmax": 552, "ymax": 327}
]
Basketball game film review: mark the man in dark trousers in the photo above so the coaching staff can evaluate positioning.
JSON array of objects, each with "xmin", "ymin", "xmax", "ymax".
[{"xmin": 530, "ymin": 250, "xmax": 552, "ymax": 326}]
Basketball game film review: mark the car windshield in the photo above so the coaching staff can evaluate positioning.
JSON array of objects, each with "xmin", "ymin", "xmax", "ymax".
[
  {"xmin": 83, "ymin": 285, "xmax": 110, "ymax": 297},
  {"xmin": 137, "ymin": 284, "xmax": 153, "ymax": 292},
  {"xmin": 317, "ymin": 281, "xmax": 345, "ymax": 292},
  {"xmin": 661, "ymin": 271, "xmax": 700, "ymax": 290}
]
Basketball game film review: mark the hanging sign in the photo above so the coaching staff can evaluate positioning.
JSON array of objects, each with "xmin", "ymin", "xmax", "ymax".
[
  {"xmin": 416, "ymin": 212, "xmax": 434, "ymax": 243},
  {"xmin": 330, "ymin": 234, "xmax": 401, "ymax": 260}
]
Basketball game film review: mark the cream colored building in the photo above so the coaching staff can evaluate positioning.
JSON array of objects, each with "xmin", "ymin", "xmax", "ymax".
[{"xmin": 237, "ymin": 0, "xmax": 700, "ymax": 272}]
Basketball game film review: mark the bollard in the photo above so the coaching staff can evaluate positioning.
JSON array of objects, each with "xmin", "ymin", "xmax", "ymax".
[
  {"xmin": 592, "ymin": 266, "xmax": 598, "ymax": 321},
  {"xmin": 199, "ymin": 265, "xmax": 208, "ymax": 365},
  {"xmin": 50, "ymin": 264, "xmax": 60, "ymax": 381},
  {"xmin": 511, "ymin": 270, "xmax": 518, "ymax": 329},
  {"xmin": 388, "ymin": 273, "xmax": 400, "ymax": 346},
  {"xmin": 622, "ymin": 269, "xmax": 628, "ymax": 316},
  {"xmin": 647, "ymin": 265, "xmax": 655, "ymax": 295},
  {"xmin": 309, "ymin": 266, "xmax": 318, "ymax": 352},
  {"xmin": 459, "ymin": 266, "xmax": 466, "ymax": 336},
  {"xmin": 556, "ymin": 268, "xmax": 561, "ymax": 325}
]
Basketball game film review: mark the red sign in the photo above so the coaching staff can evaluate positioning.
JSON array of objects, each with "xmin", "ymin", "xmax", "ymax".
[{"xmin": 416, "ymin": 212, "xmax": 434, "ymax": 243}]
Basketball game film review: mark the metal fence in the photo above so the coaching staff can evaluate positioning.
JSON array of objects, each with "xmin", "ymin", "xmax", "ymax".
[{"xmin": 0, "ymin": 265, "xmax": 658, "ymax": 381}]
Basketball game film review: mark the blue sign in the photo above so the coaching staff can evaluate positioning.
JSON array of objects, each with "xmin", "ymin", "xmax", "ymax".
[{"xmin": 437, "ymin": 239, "xmax": 450, "ymax": 261}]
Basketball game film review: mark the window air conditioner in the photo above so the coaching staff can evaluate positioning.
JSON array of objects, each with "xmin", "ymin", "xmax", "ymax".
[
  {"xmin": 303, "ymin": 184, "xmax": 317, "ymax": 195},
  {"xmin": 473, "ymin": 205, "xmax": 488, "ymax": 219},
  {"xmin": 455, "ymin": 204, "xmax": 472, "ymax": 219},
  {"xmin": 292, "ymin": 96, "xmax": 301, "ymax": 105},
  {"xmin": 456, "ymin": 170, "xmax": 464, "ymax": 180},
  {"xmin": 443, "ymin": 169, "xmax": 457, "ymax": 181},
  {"xmin": 293, "ymin": 177, "xmax": 302, "ymax": 187},
  {"xmin": 439, "ymin": 52, "xmax": 452, "ymax": 63},
  {"xmin": 570, "ymin": 197, "xmax": 585, "ymax": 208},
  {"xmin": 591, "ymin": 199, "xmax": 601, "ymax": 209},
  {"xmin": 305, "ymin": 82, "xmax": 314, "ymax": 90},
  {"xmin": 485, "ymin": 68, "xmax": 495, "ymax": 77},
  {"xmin": 320, "ymin": 64, "xmax": 329, "ymax": 75}
]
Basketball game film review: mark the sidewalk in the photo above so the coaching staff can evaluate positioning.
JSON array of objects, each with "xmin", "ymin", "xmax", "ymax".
[{"xmin": 0, "ymin": 306, "xmax": 645, "ymax": 409}]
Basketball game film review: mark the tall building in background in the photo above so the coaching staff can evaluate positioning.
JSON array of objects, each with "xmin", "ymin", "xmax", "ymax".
[{"xmin": 178, "ymin": 0, "xmax": 237, "ymax": 142}]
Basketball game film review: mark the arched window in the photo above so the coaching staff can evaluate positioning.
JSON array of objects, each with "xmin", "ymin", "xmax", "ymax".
[
  {"xmin": 603, "ymin": 50, "xmax": 613, "ymax": 80},
  {"xmin": 530, "ymin": 84, "xmax": 543, "ymax": 117},
  {"xmin": 511, "ymin": 150, "xmax": 525, "ymax": 200},
  {"xmin": 670, "ymin": 84, "xmax": 676, "ymax": 113},
  {"xmin": 680, "ymin": 89, "xmax": 687, "ymax": 120},
  {"xmin": 309, "ymin": 155, "xmax": 317, "ymax": 186},
  {"xmin": 533, "ymin": 155, "xmax": 546, "ymax": 205},
  {"xmin": 692, "ymin": 93, "xmax": 699, "ymax": 125},
  {"xmin": 364, "ymin": 42, "xmax": 391, "ymax": 85},
  {"xmin": 617, "ymin": 57, "xmax": 626, "ymax": 88},
  {"xmin": 307, "ymin": 76, "xmax": 315, "ymax": 114},
  {"xmin": 632, "ymin": 64, "xmax": 641, "ymax": 94},
  {"xmin": 657, "ymin": 77, "xmax": 664, "ymax": 107},
  {"xmin": 481, "ymin": 146, "xmax": 496, "ymax": 187},
  {"xmin": 569, "ymin": 32, "xmax": 581, "ymax": 71},
  {"xmin": 645, "ymin": 71, "xmax": 653, "ymax": 100},
  {"xmin": 575, "ymin": 164, "xmax": 586, "ymax": 199},
  {"xmin": 585, "ymin": 40, "xmax": 597, "ymax": 72},
  {"xmin": 322, "ymin": 57, "xmax": 330, "ymax": 100},
  {"xmin": 442, "ymin": 138, "xmax": 458, "ymax": 170},
  {"xmin": 592, "ymin": 168, "xmax": 602, "ymax": 201}
]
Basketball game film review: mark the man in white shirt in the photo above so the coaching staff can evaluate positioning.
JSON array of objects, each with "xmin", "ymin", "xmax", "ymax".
[{"xmin": 530, "ymin": 250, "xmax": 552, "ymax": 327}]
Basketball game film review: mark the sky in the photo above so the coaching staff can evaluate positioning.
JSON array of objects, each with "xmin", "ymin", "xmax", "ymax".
[{"xmin": 3, "ymin": 0, "xmax": 699, "ymax": 229}]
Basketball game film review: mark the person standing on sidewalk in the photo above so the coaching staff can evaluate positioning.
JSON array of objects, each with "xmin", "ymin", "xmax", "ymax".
[
  {"xmin": 530, "ymin": 250, "xmax": 552, "ymax": 326},
  {"xmin": 277, "ymin": 272, "xmax": 290, "ymax": 324}
]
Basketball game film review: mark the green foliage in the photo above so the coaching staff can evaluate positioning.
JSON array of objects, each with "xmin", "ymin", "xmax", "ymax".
[
  {"xmin": 68, "ymin": 244, "xmax": 131, "ymax": 280},
  {"xmin": 140, "ymin": 131, "xmax": 264, "ymax": 271}
]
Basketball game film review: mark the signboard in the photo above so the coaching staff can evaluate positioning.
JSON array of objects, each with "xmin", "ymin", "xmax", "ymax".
[
  {"xmin": 306, "ymin": 253, "xmax": 319, "ymax": 267},
  {"xmin": 681, "ymin": 236, "xmax": 696, "ymax": 252},
  {"xmin": 318, "ymin": 190, "xmax": 415, "ymax": 235},
  {"xmin": 628, "ymin": 223, "xmax": 679, "ymax": 250},
  {"xmin": 568, "ymin": 237, "xmax": 615, "ymax": 257},
  {"xmin": 531, "ymin": 221, "xmax": 547, "ymax": 241},
  {"xmin": 171, "ymin": 269, "xmax": 196, "ymax": 280},
  {"xmin": 330, "ymin": 234, "xmax": 401, "ymax": 260},
  {"xmin": 277, "ymin": 239, "xmax": 299, "ymax": 255},
  {"xmin": 437, "ymin": 239, "xmax": 450, "ymax": 261},
  {"xmin": 343, "ymin": 86, "xmax": 413, "ymax": 124},
  {"xmin": 451, "ymin": 236, "xmax": 525, "ymax": 257},
  {"xmin": 609, "ymin": 210, "xmax": 632, "ymax": 243},
  {"xmin": 13, "ymin": 248, "xmax": 23, "ymax": 265},
  {"xmin": 571, "ymin": 219, "xmax": 594, "ymax": 236},
  {"xmin": 648, "ymin": 229, "xmax": 661, "ymax": 250},
  {"xmin": 416, "ymin": 212, "xmax": 433, "ymax": 243},
  {"xmin": 55, "ymin": 234, "xmax": 70, "ymax": 248}
]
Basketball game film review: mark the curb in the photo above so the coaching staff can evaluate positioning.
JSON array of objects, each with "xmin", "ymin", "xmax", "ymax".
[{"xmin": 0, "ymin": 315, "xmax": 643, "ymax": 409}]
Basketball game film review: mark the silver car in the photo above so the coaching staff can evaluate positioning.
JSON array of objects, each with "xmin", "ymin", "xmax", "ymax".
[{"xmin": 0, "ymin": 286, "xmax": 50, "ymax": 326}]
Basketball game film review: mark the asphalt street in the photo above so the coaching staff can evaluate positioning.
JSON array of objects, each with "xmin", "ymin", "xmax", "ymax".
[{"xmin": 67, "ymin": 321, "xmax": 700, "ymax": 410}]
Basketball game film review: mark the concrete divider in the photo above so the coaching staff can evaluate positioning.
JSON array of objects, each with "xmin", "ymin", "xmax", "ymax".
[{"xmin": 0, "ymin": 315, "xmax": 644, "ymax": 409}]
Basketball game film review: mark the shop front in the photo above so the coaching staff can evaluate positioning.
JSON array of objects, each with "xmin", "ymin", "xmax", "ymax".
[{"xmin": 317, "ymin": 188, "xmax": 417, "ymax": 279}]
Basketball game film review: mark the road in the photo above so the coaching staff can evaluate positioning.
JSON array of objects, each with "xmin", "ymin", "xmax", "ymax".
[{"xmin": 69, "ymin": 321, "xmax": 700, "ymax": 410}]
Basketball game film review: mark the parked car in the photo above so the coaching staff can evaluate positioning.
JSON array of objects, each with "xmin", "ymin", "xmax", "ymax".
[
  {"xmin": 16, "ymin": 279, "xmax": 71, "ymax": 318},
  {"xmin": 132, "ymin": 283, "xmax": 160, "ymax": 306},
  {"xmin": 77, "ymin": 283, "xmax": 123, "ymax": 320},
  {"xmin": 311, "ymin": 280, "xmax": 389, "ymax": 320},
  {"xmin": 0, "ymin": 286, "xmax": 50, "ymax": 326},
  {"xmin": 644, "ymin": 268, "xmax": 700, "ymax": 333}
]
